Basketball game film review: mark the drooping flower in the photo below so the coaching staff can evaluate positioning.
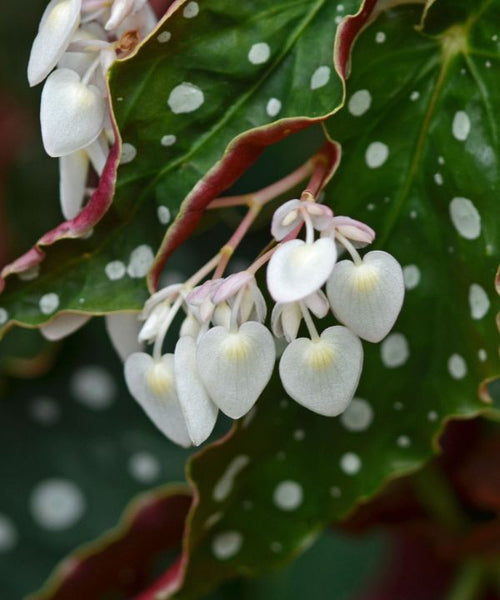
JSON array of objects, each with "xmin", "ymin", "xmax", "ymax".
[
  {"xmin": 196, "ymin": 320, "xmax": 276, "ymax": 419},
  {"xmin": 326, "ymin": 250, "xmax": 405, "ymax": 343},
  {"xmin": 125, "ymin": 352, "xmax": 192, "ymax": 447},
  {"xmin": 279, "ymin": 325, "xmax": 363, "ymax": 416}
]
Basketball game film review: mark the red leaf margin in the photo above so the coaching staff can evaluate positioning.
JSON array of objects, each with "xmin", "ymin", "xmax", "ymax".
[
  {"xmin": 30, "ymin": 485, "xmax": 192, "ymax": 600},
  {"xmin": 148, "ymin": 0, "xmax": 381, "ymax": 291},
  {"xmin": 0, "ymin": 0, "xmax": 187, "ymax": 294}
]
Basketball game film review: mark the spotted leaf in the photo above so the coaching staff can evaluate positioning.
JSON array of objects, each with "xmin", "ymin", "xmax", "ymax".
[
  {"xmin": 133, "ymin": 2, "xmax": 499, "ymax": 597},
  {"xmin": 0, "ymin": 0, "xmax": 374, "ymax": 334}
]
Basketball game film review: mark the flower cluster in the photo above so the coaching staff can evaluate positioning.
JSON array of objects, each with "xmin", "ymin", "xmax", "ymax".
[
  {"xmin": 125, "ymin": 193, "xmax": 405, "ymax": 447},
  {"xmin": 28, "ymin": 0, "xmax": 157, "ymax": 219}
]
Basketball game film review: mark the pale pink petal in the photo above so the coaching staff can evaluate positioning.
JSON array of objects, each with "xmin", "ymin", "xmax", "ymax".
[{"xmin": 271, "ymin": 199, "xmax": 302, "ymax": 241}]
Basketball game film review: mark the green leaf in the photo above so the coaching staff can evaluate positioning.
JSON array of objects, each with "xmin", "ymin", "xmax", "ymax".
[
  {"xmin": 0, "ymin": 0, "xmax": 370, "ymax": 333},
  {"xmin": 137, "ymin": 3, "xmax": 499, "ymax": 597}
]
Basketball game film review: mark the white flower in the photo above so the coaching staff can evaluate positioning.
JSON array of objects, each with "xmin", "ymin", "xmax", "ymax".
[
  {"xmin": 196, "ymin": 321, "xmax": 276, "ymax": 419},
  {"xmin": 105, "ymin": 0, "xmax": 147, "ymax": 30},
  {"xmin": 271, "ymin": 290, "xmax": 329, "ymax": 342},
  {"xmin": 326, "ymin": 250, "xmax": 405, "ymax": 342},
  {"xmin": 279, "ymin": 326, "xmax": 363, "ymax": 416},
  {"xmin": 40, "ymin": 68, "xmax": 106, "ymax": 157},
  {"xmin": 174, "ymin": 336, "xmax": 218, "ymax": 446},
  {"xmin": 271, "ymin": 199, "xmax": 333, "ymax": 241},
  {"xmin": 28, "ymin": 0, "xmax": 82, "ymax": 86},
  {"xmin": 124, "ymin": 352, "xmax": 192, "ymax": 447},
  {"xmin": 59, "ymin": 150, "xmax": 89, "ymax": 219},
  {"xmin": 267, "ymin": 237, "xmax": 337, "ymax": 303},
  {"xmin": 328, "ymin": 216, "xmax": 375, "ymax": 247},
  {"xmin": 138, "ymin": 284, "xmax": 183, "ymax": 344},
  {"xmin": 212, "ymin": 272, "xmax": 267, "ymax": 325}
]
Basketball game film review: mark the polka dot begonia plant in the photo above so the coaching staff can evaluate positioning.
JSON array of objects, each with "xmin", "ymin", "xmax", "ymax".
[{"xmin": 0, "ymin": 0, "xmax": 499, "ymax": 598}]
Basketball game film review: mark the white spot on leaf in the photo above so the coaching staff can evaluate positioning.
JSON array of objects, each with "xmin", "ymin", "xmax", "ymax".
[
  {"xmin": 410, "ymin": 91, "xmax": 419, "ymax": 101},
  {"xmin": 469, "ymin": 284, "xmax": 490, "ymax": 319},
  {"xmin": 157, "ymin": 31, "xmax": 171, "ymax": 43},
  {"xmin": 248, "ymin": 42, "xmax": 270, "ymax": 65},
  {"xmin": 120, "ymin": 143, "xmax": 137, "ymax": 164},
  {"xmin": 402, "ymin": 265, "xmax": 421, "ymax": 290},
  {"xmin": 213, "ymin": 455, "xmax": 250, "ymax": 502},
  {"xmin": 266, "ymin": 97, "xmax": 282, "ymax": 117},
  {"xmin": 380, "ymin": 333, "xmax": 409, "ymax": 368},
  {"xmin": 161, "ymin": 134, "xmax": 176, "ymax": 147},
  {"xmin": 127, "ymin": 245, "xmax": 155, "ymax": 278},
  {"xmin": 375, "ymin": 31, "xmax": 386, "ymax": 43},
  {"xmin": 168, "ymin": 83, "xmax": 204, "ymax": 114},
  {"xmin": 30, "ymin": 479, "xmax": 85, "ymax": 530},
  {"xmin": 39, "ymin": 293, "xmax": 59, "ymax": 315},
  {"xmin": 340, "ymin": 452, "xmax": 361, "ymax": 475},
  {"xmin": 348, "ymin": 89, "xmax": 371, "ymax": 116},
  {"xmin": 452, "ymin": 111, "xmax": 471, "ymax": 141},
  {"xmin": 183, "ymin": 1, "xmax": 199, "ymax": 18},
  {"xmin": 128, "ymin": 452, "xmax": 160, "ymax": 483},
  {"xmin": 365, "ymin": 141, "xmax": 389, "ymax": 168},
  {"xmin": 273, "ymin": 480, "xmax": 303, "ymax": 511},
  {"xmin": 449, "ymin": 197, "xmax": 481, "ymax": 239},
  {"xmin": 340, "ymin": 398, "xmax": 373, "ymax": 432},
  {"xmin": 105, "ymin": 260, "xmax": 126, "ymax": 281},
  {"xmin": 448, "ymin": 353, "xmax": 467, "ymax": 379},
  {"xmin": 157, "ymin": 205, "xmax": 171, "ymax": 225},
  {"xmin": 71, "ymin": 366, "xmax": 116, "ymax": 409},
  {"xmin": 212, "ymin": 531, "xmax": 243, "ymax": 560},
  {"xmin": 397, "ymin": 435, "xmax": 411, "ymax": 448},
  {"xmin": 310, "ymin": 66, "xmax": 330, "ymax": 90},
  {"xmin": 0, "ymin": 308, "xmax": 8, "ymax": 325}
]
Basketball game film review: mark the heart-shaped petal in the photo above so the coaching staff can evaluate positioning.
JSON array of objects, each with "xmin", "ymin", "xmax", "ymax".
[
  {"xmin": 197, "ymin": 322, "xmax": 276, "ymax": 419},
  {"xmin": 279, "ymin": 326, "xmax": 363, "ymax": 416},
  {"xmin": 124, "ymin": 352, "xmax": 191, "ymax": 447},
  {"xmin": 326, "ymin": 250, "xmax": 405, "ymax": 343},
  {"xmin": 41, "ymin": 68, "xmax": 106, "ymax": 157},
  {"xmin": 28, "ymin": 0, "xmax": 82, "ymax": 86},
  {"xmin": 175, "ymin": 336, "xmax": 218, "ymax": 446},
  {"xmin": 267, "ymin": 238, "xmax": 337, "ymax": 303}
]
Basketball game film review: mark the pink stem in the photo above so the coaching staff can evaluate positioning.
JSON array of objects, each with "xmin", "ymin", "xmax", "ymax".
[{"xmin": 207, "ymin": 159, "xmax": 314, "ymax": 210}]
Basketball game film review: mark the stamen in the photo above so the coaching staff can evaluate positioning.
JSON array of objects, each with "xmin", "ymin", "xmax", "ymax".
[{"xmin": 335, "ymin": 232, "xmax": 362, "ymax": 265}]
